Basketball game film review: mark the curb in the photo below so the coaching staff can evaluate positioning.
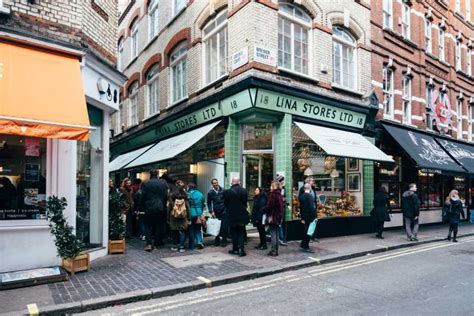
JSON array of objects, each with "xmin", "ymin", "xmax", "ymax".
[{"xmin": 16, "ymin": 232, "xmax": 474, "ymax": 316}]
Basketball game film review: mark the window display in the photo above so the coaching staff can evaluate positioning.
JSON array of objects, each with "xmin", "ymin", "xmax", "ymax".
[
  {"xmin": 377, "ymin": 156, "xmax": 401, "ymax": 209},
  {"xmin": 0, "ymin": 135, "xmax": 47, "ymax": 220},
  {"xmin": 243, "ymin": 123, "xmax": 273, "ymax": 151}
]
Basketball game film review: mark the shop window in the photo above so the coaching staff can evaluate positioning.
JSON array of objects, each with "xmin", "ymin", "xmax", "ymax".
[
  {"xmin": 383, "ymin": 66, "xmax": 394, "ymax": 118},
  {"xmin": 243, "ymin": 124, "xmax": 273, "ymax": 151},
  {"xmin": 203, "ymin": 10, "xmax": 228, "ymax": 85},
  {"xmin": 292, "ymin": 124, "xmax": 363, "ymax": 219},
  {"xmin": 278, "ymin": 3, "xmax": 311, "ymax": 75},
  {"xmin": 418, "ymin": 171, "xmax": 442, "ymax": 209},
  {"xmin": 439, "ymin": 28, "xmax": 445, "ymax": 61},
  {"xmin": 401, "ymin": 2, "xmax": 411, "ymax": 39},
  {"xmin": 0, "ymin": 135, "xmax": 47, "ymax": 220},
  {"xmin": 170, "ymin": 42, "xmax": 187, "ymax": 104},
  {"xmin": 456, "ymin": 40, "xmax": 462, "ymax": 71},
  {"xmin": 332, "ymin": 27, "xmax": 357, "ymax": 90},
  {"xmin": 128, "ymin": 82, "xmax": 139, "ymax": 126},
  {"xmin": 146, "ymin": 65, "xmax": 159, "ymax": 117},
  {"xmin": 148, "ymin": 0, "xmax": 159, "ymax": 40},
  {"xmin": 425, "ymin": 19, "xmax": 432, "ymax": 53},
  {"xmin": 383, "ymin": 0, "xmax": 393, "ymax": 29},
  {"xmin": 377, "ymin": 156, "xmax": 402, "ymax": 209},
  {"xmin": 130, "ymin": 18, "xmax": 139, "ymax": 59},
  {"xmin": 402, "ymin": 75, "xmax": 412, "ymax": 124}
]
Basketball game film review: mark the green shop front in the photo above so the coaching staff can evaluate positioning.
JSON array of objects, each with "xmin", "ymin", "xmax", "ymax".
[{"xmin": 110, "ymin": 78, "xmax": 392, "ymax": 238}]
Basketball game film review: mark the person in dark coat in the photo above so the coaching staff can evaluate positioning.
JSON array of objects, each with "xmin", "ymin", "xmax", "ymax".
[
  {"xmin": 223, "ymin": 176, "xmax": 249, "ymax": 257},
  {"xmin": 168, "ymin": 180, "xmax": 191, "ymax": 252},
  {"xmin": 445, "ymin": 190, "xmax": 465, "ymax": 242},
  {"xmin": 299, "ymin": 183, "xmax": 316, "ymax": 253},
  {"xmin": 207, "ymin": 178, "xmax": 227, "ymax": 247},
  {"xmin": 263, "ymin": 181, "xmax": 284, "ymax": 256},
  {"xmin": 141, "ymin": 169, "xmax": 168, "ymax": 252},
  {"xmin": 252, "ymin": 187, "xmax": 267, "ymax": 250},
  {"xmin": 401, "ymin": 183, "xmax": 421, "ymax": 241},
  {"xmin": 371, "ymin": 187, "xmax": 391, "ymax": 239}
]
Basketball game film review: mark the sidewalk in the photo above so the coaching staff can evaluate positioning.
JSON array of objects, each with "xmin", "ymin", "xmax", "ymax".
[{"xmin": 1, "ymin": 223, "xmax": 472, "ymax": 315}]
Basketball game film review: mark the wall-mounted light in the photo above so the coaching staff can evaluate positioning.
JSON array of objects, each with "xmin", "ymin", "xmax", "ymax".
[{"xmin": 189, "ymin": 164, "xmax": 197, "ymax": 174}]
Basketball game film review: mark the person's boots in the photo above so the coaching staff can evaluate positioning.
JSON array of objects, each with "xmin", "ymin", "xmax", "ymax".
[
  {"xmin": 220, "ymin": 238, "xmax": 228, "ymax": 247},
  {"xmin": 238, "ymin": 248, "xmax": 246, "ymax": 257},
  {"xmin": 214, "ymin": 236, "xmax": 221, "ymax": 247},
  {"xmin": 453, "ymin": 229, "xmax": 458, "ymax": 242}
]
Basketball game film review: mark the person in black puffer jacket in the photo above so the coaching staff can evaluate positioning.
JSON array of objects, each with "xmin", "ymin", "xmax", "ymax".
[
  {"xmin": 445, "ymin": 190, "xmax": 465, "ymax": 242},
  {"xmin": 252, "ymin": 187, "xmax": 267, "ymax": 250},
  {"xmin": 401, "ymin": 183, "xmax": 421, "ymax": 241}
]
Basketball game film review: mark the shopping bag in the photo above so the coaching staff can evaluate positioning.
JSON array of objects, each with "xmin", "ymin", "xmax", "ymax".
[
  {"xmin": 307, "ymin": 219, "xmax": 318, "ymax": 236},
  {"xmin": 206, "ymin": 218, "xmax": 221, "ymax": 236}
]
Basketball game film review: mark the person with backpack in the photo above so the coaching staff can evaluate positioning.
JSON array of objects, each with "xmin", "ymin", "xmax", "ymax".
[
  {"xmin": 187, "ymin": 183, "xmax": 205, "ymax": 250},
  {"xmin": 401, "ymin": 183, "xmax": 421, "ymax": 241},
  {"xmin": 445, "ymin": 190, "xmax": 465, "ymax": 242},
  {"xmin": 224, "ymin": 176, "xmax": 249, "ymax": 257},
  {"xmin": 168, "ymin": 180, "xmax": 190, "ymax": 252},
  {"xmin": 207, "ymin": 178, "xmax": 227, "ymax": 246},
  {"xmin": 141, "ymin": 170, "xmax": 168, "ymax": 252}
]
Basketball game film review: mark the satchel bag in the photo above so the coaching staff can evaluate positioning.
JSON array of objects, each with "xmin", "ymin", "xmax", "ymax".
[{"xmin": 172, "ymin": 199, "xmax": 187, "ymax": 219}]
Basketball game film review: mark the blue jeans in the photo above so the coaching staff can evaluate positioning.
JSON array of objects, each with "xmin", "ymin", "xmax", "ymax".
[
  {"xmin": 179, "ymin": 230, "xmax": 187, "ymax": 249},
  {"xmin": 189, "ymin": 217, "xmax": 203, "ymax": 249}
]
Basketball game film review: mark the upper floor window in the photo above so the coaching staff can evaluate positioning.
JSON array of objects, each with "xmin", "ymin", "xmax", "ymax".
[
  {"xmin": 333, "ymin": 27, "xmax": 357, "ymax": 90},
  {"xmin": 173, "ymin": 0, "xmax": 186, "ymax": 17},
  {"xmin": 128, "ymin": 82, "xmax": 139, "ymax": 127},
  {"xmin": 467, "ymin": 48, "xmax": 472, "ymax": 76},
  {"xmin": 170, "ymin": 42, "xmax": 187, "ymax": 103},
  {"xmin": 401, "ymin": 3, "xmax": 411, "ymax": 39},
  {"xmin": 426, "ymin": 84, "xmax": 434, "ymax": 131},
  {"xmin": 439, "ymin": 29, "xmax": 445, "ymax": 61},
  {"xmin": 130, "ymin": 19, "xmax": 139, "ymax": 59},
  {"xmin": 467, "ymin": 0, "xmax": 471, "ymax": 22},
  {"xmin": 113, "ymin": 111, "xmax": 121, "ymax": 135},
  {"xmin": 383, "ymin": 0, "xmax": 393, "ymax": 29},
  {"xmin": 383, "ymin": 66, "xmax": 394, "ymax": 118},
  {"xmin": 149, "ymin": 0, "xmax": 159, "ymax": 40},
  {"xmin": 469, "ymin": 104, "xmax": 473, "ymax": 141},
  {"xmin": 203, "ymin": 10, "xmax": 228, "ymax": 85},
  {"xmin": 455, "ymin": 0, "xmax": 461, "ymax": 12},
  {"xmin": 117, "ymin": 38, "xmax": 124, "ymax": 71},
  {"xmin": 457, "ymin": 100, "xmax": 463, "ymax": 140},
  {"xmin": 456, "ymin": 41, "xmax": 462, "ymax": 71},
  {"xmin": 147, "ymin": 65, "xmax": 160, "ymax": 117},
  {"xmin": 402, "ymin": 75, "xmax": 412, "ymax": 124},
  {"xmin": 425, "ymin": 19, "xmax": 432, "ymax": 53},
  {"xmin": 278, "ymin": 3, "xmax": 311, "ymax": 75}
]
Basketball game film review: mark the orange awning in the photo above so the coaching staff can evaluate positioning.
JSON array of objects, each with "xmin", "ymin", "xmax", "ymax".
[{"xmin": 0, "ymin": 40, "xmax": 90, "ymax": 141}]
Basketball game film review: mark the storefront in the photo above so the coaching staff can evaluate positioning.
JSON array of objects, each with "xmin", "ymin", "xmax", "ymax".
[
  {"xmin": 375, "ymin": 122, "xmax": 473, "ymax": 228},
  {"xmin": 0, "ymin": 36, "xmax": 125, "ymax": 273},
  {"xmin": 111, "ymin": 77, "xmax": 396, "ymax": 239}
]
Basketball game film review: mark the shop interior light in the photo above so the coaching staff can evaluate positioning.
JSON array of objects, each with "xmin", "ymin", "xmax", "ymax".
[
  {"xmin": 303, "ymin": 167, "xmax": 313, "ymax": 176},
  {"xmin": 330, "ymin": 169, "xmax": 340, "ymax": 178},
  {"xmin": 189, "ymin": 164, "xmax": 197, "ymax": 174}
]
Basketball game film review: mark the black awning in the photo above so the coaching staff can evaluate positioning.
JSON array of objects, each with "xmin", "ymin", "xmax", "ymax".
[
  {"xmin": 383, "ymin": 124, "xmax": 465, "ymax": 173},
  {"xmin": 435, "ymin": 138, "xmax": 474, "ymax": 173}
]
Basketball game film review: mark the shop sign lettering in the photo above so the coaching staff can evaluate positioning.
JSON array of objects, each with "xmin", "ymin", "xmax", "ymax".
[
  {"xmin": 221, "ymin": 89, "xmax": 253, "ymax": 116},
  {"xmin": 255, "ymin": 89, "xmax": 366, "ymax": 128}
]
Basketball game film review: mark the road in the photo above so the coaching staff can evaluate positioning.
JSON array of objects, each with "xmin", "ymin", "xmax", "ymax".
[{"xmin": 82, "ymin": 237, "xmax": 474, "ymax": 316}]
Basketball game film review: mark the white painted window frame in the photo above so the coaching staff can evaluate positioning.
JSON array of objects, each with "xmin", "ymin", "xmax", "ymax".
[
  {"xmin": 425, "ymin": 18, "xmax": 432, "ymax": 53},
  {"xmin": 469, "ymin": 104, "xmax": 473, "ymax": 141},
  {"xmin": 130, "ymin": 20, "xmax": 139, "ymax": 59},
  {"xmin": 456, "ymin": 40, "xmax": 462, "ymax": 71},
  {"xmin": 383, "ymin": 67, "xmax": 394, "ymax": 118},
  {"xmin": 455, "ymin": 0, "xmax": 461, "ymax": 12},
  {"xmin": 147, "ymin": 66, "xmax": 160, "ymax": 117},
  {"xmin": 117, "ymin": 39, "xmax": 124, "ymax": 71},
  {"xmin": 128, "ymin": 84, "xmax": 139, "ymax": 127},
  {"xmin": 148, "ymin": 0, "xmax": 159, "ymax": 41},
  {"xmin": 169, "ymin": 42, "xmax": 188, "ymax": 105},
  {"xmin": 439, "ymin": 28, "xmax": 445, "ymax": 61},
  {"xmin": 401, "ymin": 3, "xmax": 411, "ymax": 40},
  {"xmin": 332, "ymin": 27, "xmax": 358, "ymax": 91},
  {"xmin": 202, "ymin": 10, "xmax": 228, "ymax": 86},
  {"xmin": 426, "ymin": 84, "xmax": 434, "ymax": 131},
  {"xmin": 467, "ymin": 0, "xmax": 471, "ymax": 22},
  {"xmin": 467, "ymin": 48, "xmax": 472, "ymax": 76},
  {"xmin": 172, "ymin": 0, "xmax": 186, "ymax": 17},
  {"xmin": 278, "ymin": 4, "xmax": 312, "ymax": 76},
  {"xmin": 383, "ymin": 0, "xmax": 393, "ymax": 29},
  {"xmin": 114, "ymin": 111, "xmax": 121, "ymax": 135},
  {"xmin": 402, "ymin": 75, "xmax": 412, "ymax": 124},
  {"xmin": 457, "ymin": 99, "xmax": 463, "ymax": 140}
]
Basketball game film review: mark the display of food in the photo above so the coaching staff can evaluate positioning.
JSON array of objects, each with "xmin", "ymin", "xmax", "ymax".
[{"xmin": 316, "ymin": 191, "xmax": 362, "ymax": 218}]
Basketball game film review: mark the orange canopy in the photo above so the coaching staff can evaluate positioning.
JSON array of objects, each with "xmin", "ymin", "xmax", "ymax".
[{"xmin": 0, "ymin": 41, "xmax": 90, "ymax": 141}]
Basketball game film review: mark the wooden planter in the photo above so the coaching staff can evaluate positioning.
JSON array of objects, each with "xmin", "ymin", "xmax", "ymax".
[
  {"xmin": 108, "ymin": 239, "xmax": 126, "ymax": 254},
  {"xmin": 62, "ymin": 253, "xmax": 90, "ymax": 275}
]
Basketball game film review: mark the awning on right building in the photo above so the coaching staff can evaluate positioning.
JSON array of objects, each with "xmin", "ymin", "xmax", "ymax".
[
  {"xmin": 435, "ymin": 138, "xmax": 474, "ymax": 173},
  {"xmin": 383, "ymin": 124, "xmax": 465, "ymax": 173}
]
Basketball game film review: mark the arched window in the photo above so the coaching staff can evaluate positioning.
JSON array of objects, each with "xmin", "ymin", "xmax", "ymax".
[
  {"xmin": 130, "ymin": 18, "xmax": 139, "ymax": 58},
  {"xmin": 117, "ymin": 38, "xmax": 124, "ymax": 70},
  {"xmin": 128, "ymin": 82, "xmax": 139, "ymax": 126},
  {"xmin": 278, "ymin": 3, "xmax": 311, "ymax": 75},
  {"xmin": 203, "ymin": 10, "xmax": 228, "ymax": 85},
  {"xmin": 147, "ymin": 65, "xmax": 160, "ymax": 116},
  {"xmin": 332, "ymin": 26, "xmax": 357, "ymax": 90},
  {"xmin": 170, "ymin": 42, "xmax": 187, "ymax": 103},
  {"xmin": 149, "ymin": 0, "xmax": 159, "ymax": 40}
]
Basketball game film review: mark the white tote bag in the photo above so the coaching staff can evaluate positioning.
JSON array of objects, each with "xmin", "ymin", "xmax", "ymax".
[{"xmin": 206, "ymin": 218, "xmax": 222, "ymax": 236}]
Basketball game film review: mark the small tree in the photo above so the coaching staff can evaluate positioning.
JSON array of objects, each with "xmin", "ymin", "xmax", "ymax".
[
  {"xmin": 109, "ymin": 190, "xmax": 126, "ymax": 240},
  {"xmin": 46, "ymin": 196, "xmax": 83, "ymax": 259}
]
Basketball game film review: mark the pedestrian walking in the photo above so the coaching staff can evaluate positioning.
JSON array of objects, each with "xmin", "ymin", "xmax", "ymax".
[
  {"xmin": 445, "ymin": 190, "xmax": 465, "ymax": 242},
  {"xmin": 371, "ymin": 187, "xmax": 391, "ymax": 239},
  {"xmin": 207, "ymin": 179, "xmax": 228, "ymax": 247},
  {"xmin": 120, "ymin": 178, "xmax": 134, "ymax": 239},
  {"xmin": 263, "ymin": 180, "xmax": 284, "ymax": 257},
  {"xmin": 251, "ymin": 187, "xmax": 267, "ymax": 250},
  {"xmin": 401, "ymin": 183, "xmax": 421, "ymax": 241},
  {"xmin": 299, "ymin": 183, "xmax": 316, "ymax": 253},
  {"xmin": 224, "ymin": 176, "xmax": 249, "ymax": 257},
  {"xmin": 134, "ymin": 182, "xmax": 147, "ymax": 241},
  {"xmin": 140, "ymin": 170, "xmax": 168, "ymax": 252},
  {"xmin": 187, "ymin": 182, "xmax": 205, "ymax": 250},
  {"xmin": 168, "ymin": 180, "xmax": 190, "ymax": 252}
]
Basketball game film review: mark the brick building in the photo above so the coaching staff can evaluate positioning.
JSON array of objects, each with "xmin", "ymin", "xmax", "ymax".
[
  {"xmin": 110, "ymin": 0, "xmax": 395, "ymax": 239},
  {"xmin": 0, "ymin": 0, "xmax": 126, "ymax": 273},
  {"xmin": 371, "ymin": 0, "xmax": 474, "ymax": 227}
]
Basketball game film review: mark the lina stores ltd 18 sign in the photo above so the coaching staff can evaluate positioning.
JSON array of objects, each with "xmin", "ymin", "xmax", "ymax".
[{"xmin": 254, "ymin": 89, "xmax": 366, "ymax": 128}]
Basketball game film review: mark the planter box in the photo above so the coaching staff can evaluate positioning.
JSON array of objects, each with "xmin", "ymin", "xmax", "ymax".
[
  {"xmin": 61, "ymin": 253, "xmax": 90, "ymax": 275},
  {"xmin": 108, "ymin": 239, "xmax": 126, "ymax": 255}
]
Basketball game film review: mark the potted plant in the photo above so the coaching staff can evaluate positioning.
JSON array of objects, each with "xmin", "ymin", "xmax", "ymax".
[
  {"xmin": 108, "ymin": 189, "xmax": 126, "ymax": 254},
  {"xmin": 46, "ymin": 196, "xmax": 89, "ymax": 275}
]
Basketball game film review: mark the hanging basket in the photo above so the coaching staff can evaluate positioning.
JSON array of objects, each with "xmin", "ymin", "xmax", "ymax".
[
  {"xmin": 108, "ymin": 239, "xmax": 126, "ymax": 255},
  {"xmin": 61, "ymin": 253, "xmax": 90, "ymax": 275}
]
